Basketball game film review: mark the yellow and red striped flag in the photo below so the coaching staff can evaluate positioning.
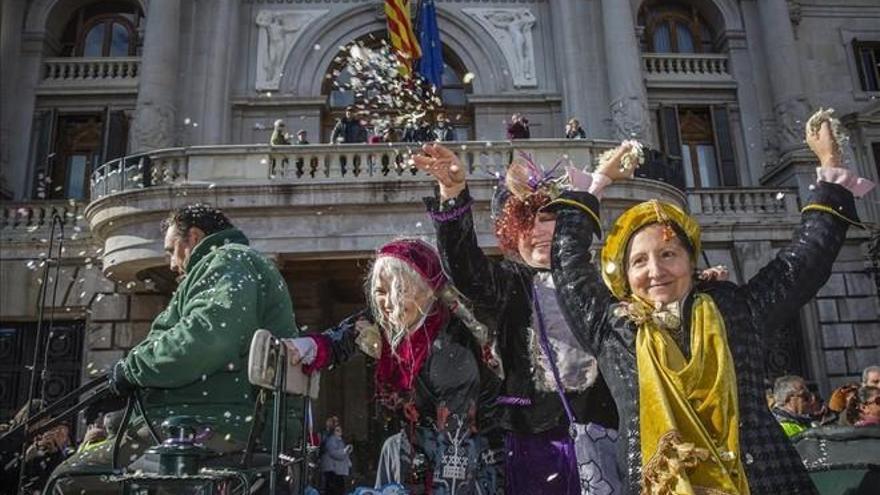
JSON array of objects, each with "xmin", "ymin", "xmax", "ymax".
[{"xmin": 384, "ymin": 0, "xmax": 422, "ymax": 76}]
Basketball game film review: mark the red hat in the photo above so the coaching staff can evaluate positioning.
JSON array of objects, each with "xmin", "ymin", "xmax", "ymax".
[{"xmin": 377, "ymin": 239, "xmax": 447, "ymax": 292}]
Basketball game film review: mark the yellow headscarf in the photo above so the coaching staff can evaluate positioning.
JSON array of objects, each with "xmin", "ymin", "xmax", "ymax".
[{"xmin": 601, "ymin": 200, "xmax": 749, "ymax": 495}]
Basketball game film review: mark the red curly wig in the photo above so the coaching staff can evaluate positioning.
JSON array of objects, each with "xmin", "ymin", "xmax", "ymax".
[{"xmin": 494, "ymin": 192, "xmax": 551, "ymax": 256}]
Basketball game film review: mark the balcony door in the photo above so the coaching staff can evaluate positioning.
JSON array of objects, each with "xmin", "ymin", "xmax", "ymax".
[{"xmin": 51, "ymin": 114, "xmax": 103, "ymax": 200}]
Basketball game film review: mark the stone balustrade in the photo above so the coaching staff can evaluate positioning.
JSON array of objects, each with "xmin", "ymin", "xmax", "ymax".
[
  {"xmin": 688, "ymin": 187, "xmax": 800, "ymax": 220},
  {"xmin": 39, "ymin": 57, "xmax": 139, "ymax": 92},
  {"xmin": 90, "ymin": 140, "xmax": 624, "ymax": 200},
  {"xmin": 2, "ymin": 200, "xmax": 86, "ymax": 235},
  {"xmin": 642, "ymin": 53, "xmax": 734, "ymax": 87}
]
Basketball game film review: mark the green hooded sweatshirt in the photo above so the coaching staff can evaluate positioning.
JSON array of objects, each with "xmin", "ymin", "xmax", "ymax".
[{"xmin": 122, "ymin": 228, "xmax": 299, "ymax": 446}]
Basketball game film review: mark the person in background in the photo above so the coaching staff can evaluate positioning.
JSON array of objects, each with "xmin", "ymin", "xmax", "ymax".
[
  {"xmin": 827, "ymin": 383, "xmax": 860, "ymax": 425},
  {"xmin": 564, "ymin": 118, "xmax": 586, "ymax": 139},
  {"xmin": 862, "ymin": 365, "xmax": 880, "ymax": 388},
  {"xmin": 772, "ymin": 375, "xmax": 817, "ymax": 437},
  {"xmin": 853, "ymin": 386, "xmax": 880, "ymax": 427},
  {"xmin": 320, "ymin": 424, "xmax": 353, "ymax": 495},
  {"xmin": 294, "ymin": 129, "xmax": 309, "ymax": 145},
  {"xmin": 506, "ymin": 113, "xmax": 530, "ymax": 139},
  {"xmin": 331, "ymin": 108, "xmax": 368, "ymax": 144},
  {"xmin": 432, "ymin": 112, "xmax": 456, "ymax": 142},
  {"xmin": 271, "ymin": 119, "xmax": 291, "ymax": 145}
]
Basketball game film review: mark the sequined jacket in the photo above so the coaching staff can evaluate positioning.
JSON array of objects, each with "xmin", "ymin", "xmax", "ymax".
[
  {"xmin": 549, "ymin": 182, "xmax": 860, "ymax": 494},
  {"xmin": 425, "ymin": 189, "xmax": 618, "ymax": 435}
]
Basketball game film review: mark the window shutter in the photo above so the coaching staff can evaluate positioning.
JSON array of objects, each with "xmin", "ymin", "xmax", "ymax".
[
  {"xmin": 712, "ymin": 106, "xmax": 738, "ymax": 186},
  {"xmin": 28, "ymin": 110, "xmax": 56, "ymax": 199},
  {"xmin": 104, "ymin": 110, "xmax": 129, "ymax": 161},
  {"xmin": 658, "ymin": 105, "xmax": 685, "ymax": 189}
]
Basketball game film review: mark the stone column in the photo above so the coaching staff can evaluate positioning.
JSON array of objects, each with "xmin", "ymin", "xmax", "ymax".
[
  {"xmin": 549, "ymin": 0, "xmax": 610, "ymax": 138},
  {"xmin": 130, "ymin": 0, "xmax": 182, "ymax": 152},
  {"xmin": 200, "ymin": 0, "xmax": 237, "ymax": 144},
  {"xmin": 600, "ymin": 0, "xmax": 651, "ymax": 143},
  {"xmin": 756, "ymin": 0, "xmax": 809, "ymax": 152}
]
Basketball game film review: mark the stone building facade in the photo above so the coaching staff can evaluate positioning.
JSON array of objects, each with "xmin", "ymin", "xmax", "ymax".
[{"xmin": 1, "ymin": 0, "xmax": 879, "ymax": 481}]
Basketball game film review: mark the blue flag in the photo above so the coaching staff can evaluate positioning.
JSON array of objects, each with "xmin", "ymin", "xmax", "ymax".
[{"xmin": 416, "ymin": 0, "xmax": 444, "ymax": 90}]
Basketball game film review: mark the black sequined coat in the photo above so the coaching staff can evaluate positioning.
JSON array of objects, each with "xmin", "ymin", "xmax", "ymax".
[
  {"xmin": 548, "ymin": 182, "xmax": 859, "ymax": 494},
  {"xmin": 425, "ymin": 189, "xmax": 618, "ymax": 435}
]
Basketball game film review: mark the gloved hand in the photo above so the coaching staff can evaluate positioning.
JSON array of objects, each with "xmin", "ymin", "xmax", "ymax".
[{"xmin": 108, "ymin": 360, "xmax": 136, "ymax": 397}]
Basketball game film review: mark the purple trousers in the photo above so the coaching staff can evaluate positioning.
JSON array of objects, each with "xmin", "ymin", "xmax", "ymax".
[{"xmin": 505, "ymin": 426, "xmax": 580, "ymax": 495}]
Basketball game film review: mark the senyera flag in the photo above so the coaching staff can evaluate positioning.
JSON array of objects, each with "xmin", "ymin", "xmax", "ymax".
[{"xmin": 384, "ymin": 0, "xmax": 422, "ymax": 76}]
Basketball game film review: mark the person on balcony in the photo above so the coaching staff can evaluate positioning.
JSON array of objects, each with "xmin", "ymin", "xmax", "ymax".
[
  {"xmin": 271, "ymin": 119, "xmax": 291, "ymax": 145},
  {"xmin": 564, "ymin": 118, "xmax": 587, "ymax": 140},
  {"xmin": 284, "ymin": 239, "xmax": 505, "ymax": 495},
  {"xmin": 331, "ymin": 108, "xmax": 368, "ymax": 144},
  {"xmin": 546, "ymin": 118, "xmax": 873, "ymax": 494},
  {"xmin": 432, "ymin": 112, "xmax": 457, "ymax": 142},
  {"xmin": 506, "ymin": 113, "xmax": 530, "ymax": 140},
  {"xmin": 294, "ymin": 129, "xmax": 310, "ymax": 145},
  {"xmin": 50, "ymin": 204, "xmax": 301, "ymax": 493},
  {"xmin": 413, "ymin": 143, "xmax": 637, "ymax": 494}
]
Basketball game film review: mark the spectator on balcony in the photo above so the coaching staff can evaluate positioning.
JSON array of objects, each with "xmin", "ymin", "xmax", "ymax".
[
  {"xmin": 331, "ymin": 108, "xmax": 367, "ymax": 144},
  {"xmin": 51, "ymin": 204, "xmax": 301, "ymax": 494},
  {"xmin": 506, "ymin": 113, "xmax": 530, "ymax": 140},
  {"xmin": 271, "ymin": 119, "xmax": 291, "ymax": 145},
  {"xmin": 432, "ymin": 113, "xmax": 456, "ymax": 142},
  {"xmin": 772, "ymin": 375, "xmax": 817, "ymax": 437},
  {"xmin": 402, "ymin": 118, "xmax": 431, "ymax": 143},
  {"xmin": 862, "ymin": 365, "xmax": 880, "ymax": 387},
  {"xmin": 564, "ymin": 118, "xmax": 587, "ymax": 140},
  {"xmin": 294, "ymin": 129, "xmax": 310, "ymax": 145},
  {"xmin": 544, "ymin": 119, "xmax": 874, "ymax": 494}
]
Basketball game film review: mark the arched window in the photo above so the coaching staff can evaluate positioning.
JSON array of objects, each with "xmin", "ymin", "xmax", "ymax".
[
  {"xmin": 321, "ymin": 34, "xmax": 474, "ymax": 141},
  {"xmin": 639, "ymin": 2, "xmax": 715, "ymax": 53},
  {"xmin": 59, "ymin": 1, "xmax": 143, "ymax": 57}
]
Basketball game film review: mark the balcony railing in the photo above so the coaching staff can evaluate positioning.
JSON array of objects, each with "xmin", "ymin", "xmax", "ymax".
[
  {"xmin": 2, "ymin": 200, "xmax": 86, "ymax": 235},
  {"xmin": 91, "ymin": 140, "xmax": 647, "ymax": 200},
  {"xmin": 38, "ymin": 57, "xmax": 139, "ymax": 92},
  {"xmin": 687, "ymin": 188, "xmax": 800, "ymax": 220},
  {"xmin": 642, "ymin": 53, "xmax": 734, "ymax": 86}
]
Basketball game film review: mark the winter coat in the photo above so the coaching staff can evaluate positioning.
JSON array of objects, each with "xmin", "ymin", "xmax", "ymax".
[
  {"xmin": 122, "ymin": 228, "xmax": 299, "ymax": 444},
  {"xmin": 433, "ymin": 124, "xmax": 456, "ymax": 142},
  {"xmin": 271, "ymin": 129, "xmax": 291, "ymax": 145},
  {"xmin": 320, "ymin": 435, "xmax": 352, "ymax": 476},
  {"xmin": 425, "ymin": 188, "xmax": 618, "ymax": 435},
  {"xmin": 310, "ymin": 310, "xmax": 501, "ymax": 428},
  {"xmin": 331, "ymin": 117, "xmax": 367, "ymax": 143},
  {"xmin": 506, "ymin": 121, "xmax": 530, "ymax": 139},
  {"xmin": 548, "ymin": 182, "xmax": 859, "ymax": 494},
  {"xmin": 565, "ymin": 127, "xmax": 587, "ymax": 139},
  {"xmin": 402, "ymin": 124, "xmax": 431, "ymax": 143}
]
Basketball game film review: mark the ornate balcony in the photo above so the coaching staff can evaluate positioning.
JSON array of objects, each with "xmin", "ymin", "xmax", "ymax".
[
  {"xmin": 37, "ymin": 57, "xmax": 139, "ymax": 94},
  {"xmin": 85, "ymin": 140, "xmax": 687, "ymax": 281},
  {"xmin": 642, "ymin": 53, "xmax": 735, "ymax": 89}
]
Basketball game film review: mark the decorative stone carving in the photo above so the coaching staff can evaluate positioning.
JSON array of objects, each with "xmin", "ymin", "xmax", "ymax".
[
  {"xmin": 775, "ymin": 97, "xmax": 811, "ymax": 150},
  {"xmin": 255, "ymin": 9, "xmax": 328, "ymax": 91},
  {"xmin": 609, "ymin": 96, "xmax": 649, "ymax": 141},
  {"xmin": 463, "ymin": 8, "xmax": 537, "ymax": 88},
  {"xmin": 129, "ymin": 103, "xmax": 175, "ymax": 152}
]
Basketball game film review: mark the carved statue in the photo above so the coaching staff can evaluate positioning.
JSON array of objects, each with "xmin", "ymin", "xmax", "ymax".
[
  {"xmin": 254, "ymin": 10, "xmax": 328, "ymax": 91},
  {"xmin": 463, "ymin": 8, "xmax": 538, "ymax": 88},
  {"xmin": 256, "ymin": 12, "xmax": 301, "ymax": 87}
]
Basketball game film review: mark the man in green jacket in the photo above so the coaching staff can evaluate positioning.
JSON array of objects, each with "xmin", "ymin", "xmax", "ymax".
[{"xmin": 52, "ymin": 204, "xmax": 300, "ymax": 490}]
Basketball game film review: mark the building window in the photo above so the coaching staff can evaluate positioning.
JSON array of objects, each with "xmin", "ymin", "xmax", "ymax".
[
  {"xmin": 854, "ymin": 41, "xmax": 880, "ymax": 92},
  {"xmin": 59, "ymin": 2, "xmax": 143, "ymax": 57},
  {"xmin": 657, "ymin": 105, "xmax": 738, "ymax": 188},
  {"xmin": 639, "ymin": 2, "xmax": 715, "ymax": 53}
]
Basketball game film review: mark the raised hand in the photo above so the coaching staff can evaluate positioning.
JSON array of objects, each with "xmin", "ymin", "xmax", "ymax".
[
  {"xmin": 595, "ymin": 140, "xmax": 640, "ymax": 182},
  {"xmin": 698, "ymin": 265, "xmax": 730, "ymax": 282},
  {"xmin": 805, "ymin": 119, "xmax": 841, "ymax": 168},
  {"xmin": 412, "ymin": 143, "xmax": 467, "ymax": 200}
]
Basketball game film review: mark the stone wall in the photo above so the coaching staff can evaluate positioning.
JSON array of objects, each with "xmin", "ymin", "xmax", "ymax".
[{"xmin": 816, "ymin": 243, "xmax": 880, "ymax": 390}]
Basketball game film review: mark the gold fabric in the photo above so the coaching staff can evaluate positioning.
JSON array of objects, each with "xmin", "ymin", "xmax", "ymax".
[
  {"xmin": 637, "ymin": 294, "xmax": 749, "ymax": 495},
  {"xmin": 600, "ymin": 200, "xmax": 748, "ymax": 495}
]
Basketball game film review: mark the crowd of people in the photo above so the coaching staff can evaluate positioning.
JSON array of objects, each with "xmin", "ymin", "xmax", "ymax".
[
  {"xmin": 268, "ymin": 111, "xmax": 595, "ymax": 146},
  {"xmin": 2, "ymin": 113, "xmax": 877, "ymax": 495}
]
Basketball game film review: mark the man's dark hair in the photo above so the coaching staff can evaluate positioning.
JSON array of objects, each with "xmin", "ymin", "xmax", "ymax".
[{"xmin": 162, "ymin": 203, "xmax": 234, "ymax": 237}]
